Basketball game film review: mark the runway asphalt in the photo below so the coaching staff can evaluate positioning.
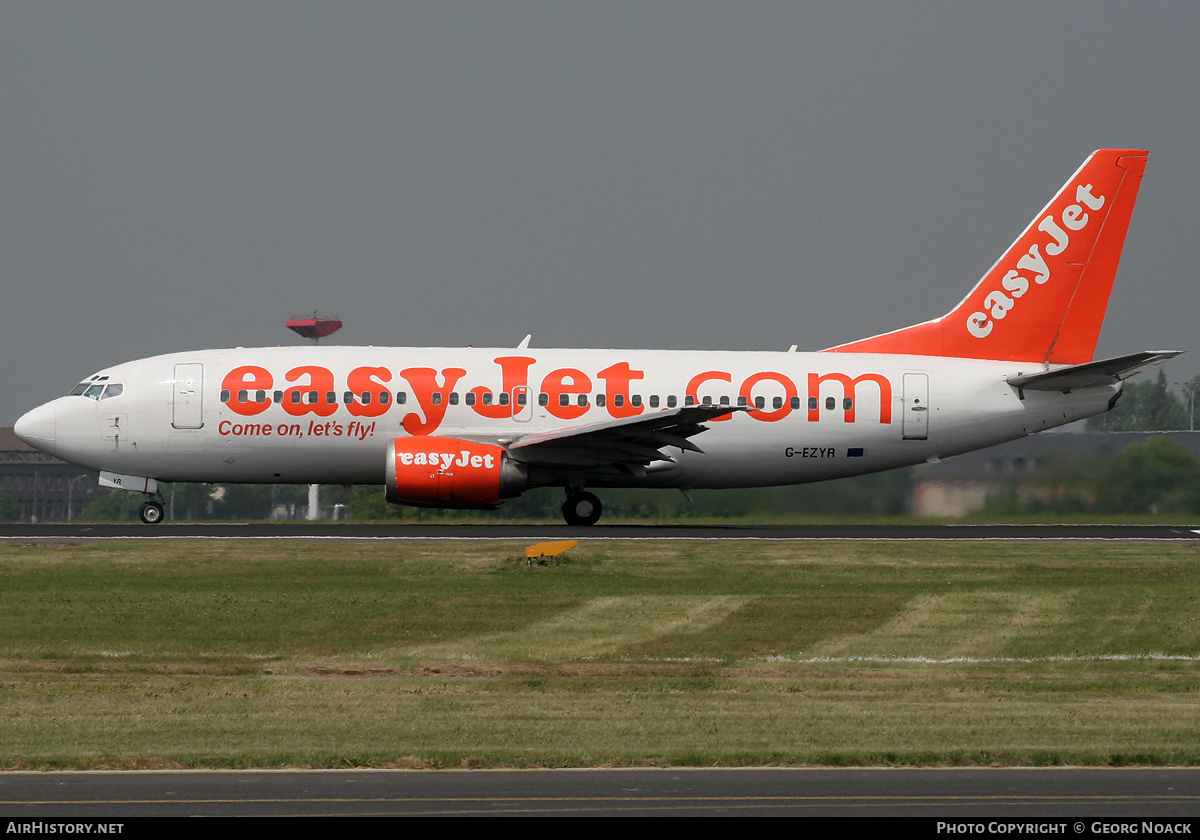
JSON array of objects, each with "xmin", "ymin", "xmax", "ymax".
[
  {"xmin": 3, "ymin": 522, "xmax": 1200, "ymax": 540},
  {"xmin": 4, "ymin": 767, "xmax": 1200, "ymax": 818}
]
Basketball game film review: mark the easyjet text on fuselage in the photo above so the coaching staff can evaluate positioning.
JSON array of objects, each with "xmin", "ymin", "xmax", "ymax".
[{"xmin": 219, "ymin": 356, "xmax": 895, "ymax": 435}]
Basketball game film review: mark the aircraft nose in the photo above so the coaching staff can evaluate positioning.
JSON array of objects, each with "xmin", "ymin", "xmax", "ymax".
[{"xmin": 14, "ymin": 401, "xmax": 57, "ymax": 450}]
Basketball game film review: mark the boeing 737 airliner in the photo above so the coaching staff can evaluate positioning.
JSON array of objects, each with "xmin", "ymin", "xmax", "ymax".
[{"xmin": 14, "ymin": 149, "xmax": 1178, "ymax": 525}]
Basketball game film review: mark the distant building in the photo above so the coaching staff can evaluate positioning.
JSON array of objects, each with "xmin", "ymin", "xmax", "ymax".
[
  {"xmin": 0, "ymin": 428, "xmax": 109, "ymax": 521},
  {"xmin": 912, "ymin": 431, "xmax": 1200, "ymax": 517}
]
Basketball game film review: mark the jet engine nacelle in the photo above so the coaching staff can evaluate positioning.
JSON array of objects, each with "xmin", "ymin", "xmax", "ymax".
[{"xmin": 385, "ymin": 437, "xmax": 527, "ymax": 508}]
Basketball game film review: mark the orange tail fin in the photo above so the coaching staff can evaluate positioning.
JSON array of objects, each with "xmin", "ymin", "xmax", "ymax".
[{"xmin": 825, "ymin": 149, "xmax": 1148, "ymax": 364}]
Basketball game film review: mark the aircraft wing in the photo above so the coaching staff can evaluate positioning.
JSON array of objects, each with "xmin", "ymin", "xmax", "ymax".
[
  {"xmin": 506, "ymin": 405, "xmax": 743, "ymax": 472},
  {"xmin": 1006, "ymin": 351, "xmax": 1183, "ymax": 392}
]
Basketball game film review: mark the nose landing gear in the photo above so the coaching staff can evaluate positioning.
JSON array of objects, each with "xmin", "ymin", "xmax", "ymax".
[{"xmin": 562, "ymin": 490, "xmax": 602, "ymax": 527}]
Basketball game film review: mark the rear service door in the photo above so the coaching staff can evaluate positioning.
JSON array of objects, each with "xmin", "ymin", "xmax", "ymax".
[{"xmin": 902, "ymin": 373, "xmax": 929, "ymax": 440}]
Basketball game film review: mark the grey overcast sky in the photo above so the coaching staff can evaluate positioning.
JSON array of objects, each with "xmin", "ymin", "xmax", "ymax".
[{"xmin": 3, "ymin": 2, "xmax": 1198, "ymax": 425}]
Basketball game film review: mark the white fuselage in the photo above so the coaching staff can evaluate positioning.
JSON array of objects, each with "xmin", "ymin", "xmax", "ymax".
[{"xmin": 14, "ymin": 345, "xmax": 1118, "ymax": 490}]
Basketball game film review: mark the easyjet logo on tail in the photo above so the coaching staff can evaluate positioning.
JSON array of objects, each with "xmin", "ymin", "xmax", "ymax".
[
  {"xmin": 822, "ymin": 149, "xmax": 1146, "ymax": 364},
  {"xmin": 967, "ymin": 183, "xmax": 1106, "ymax": 340}
]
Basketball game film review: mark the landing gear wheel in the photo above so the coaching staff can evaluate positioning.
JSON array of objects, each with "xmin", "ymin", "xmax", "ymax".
[
  {"xmin": 140, "ymin": 501, "xmax": 165, "ymax": 525},
  {"xmin": 562, "ymin": 491, "xmax": 602, "ymax": 526}
]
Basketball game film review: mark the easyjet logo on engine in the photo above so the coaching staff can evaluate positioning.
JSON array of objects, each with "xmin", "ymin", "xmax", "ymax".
[
  {"xmin": 220, "ymin": 357, "xmax": 894, "ymax": 435},
  {"xmin": 396, "ymin": 449, "xmax": 497, "ymax": 470},
  {"xmin": 966, "ymin": 183, "xmax": 1106, "ymax": 340},
  {"xmin": 387, "ymin": 437, "xmax": 516, "ymax": 508}
]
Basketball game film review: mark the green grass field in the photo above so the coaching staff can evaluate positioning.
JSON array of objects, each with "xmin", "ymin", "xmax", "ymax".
[{"xmin": 2, "ymin": 539, "xmax": 1199, "ymax": 768}]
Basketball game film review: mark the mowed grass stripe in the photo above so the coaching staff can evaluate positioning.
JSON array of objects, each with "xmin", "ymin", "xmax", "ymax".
[
  {"xmin": 406, "ymin": 595, "xmax": 749, "ymax": 662},
  {"xmin": 806, "ymin": 591, "xmax": 1076, "ymax": 659}
]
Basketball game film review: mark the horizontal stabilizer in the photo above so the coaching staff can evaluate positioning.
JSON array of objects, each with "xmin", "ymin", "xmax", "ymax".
[{"xmin": 1006, "ymin": 350, "xmax": 1182, "ymax": 392}]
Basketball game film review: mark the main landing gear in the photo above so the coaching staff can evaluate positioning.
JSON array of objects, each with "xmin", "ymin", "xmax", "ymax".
[
  {"xmin": 140, "ymin": 496, "xmax": 165, "ymax": 524},
  {"xmin": 562, "ymin": 490, "xmax": 602, "ymax": 527}
]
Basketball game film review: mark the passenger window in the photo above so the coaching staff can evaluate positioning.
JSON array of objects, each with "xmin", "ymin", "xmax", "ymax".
[
  {"xmin": 380, "ymin": 392, "xmax": 390, "ymax": 405},
  {"xmin": 343, "ymin": 391, "xmax": 354, "ymax": 404},
  {"xmin": 432, "ymin": 393, "xmax": 442, "ymax": 406},
  {"xmin": 538, "ymin": 393, "xmax": 548, "ymax": 407},
  {"xmin": 808, "ymin": 397, "xmax": 818, "ymax": 410},
  {"xmin": 466, "ymin": 392, "xmax": 477, "ymax": 406},
  {"xmin": 397, "ymin": 392, "xmax": 407, "ymax": 405},
  {"xmin": 274, "ymin": 391, "xmax": 284, "ymax": 403},
  {"xmin": 791, "ymin": 397, "xmax": 801, "ymax": 410},
  {"xmin": 650, "ymin": 395, "xmax": 660, "ymax": 408},
  {"xmin": 667, "ymin": 395, "xmax": 677, "ymax": 408},
  {"xmin": 702, "ymin": 396, "xmax": 711, "ymax": 406},
  {"xmin": 516, "ymin": 393, "xmax": 527, "ymax": 406},
  {"xmin": 596, "ymin": 394, "xmax": 606, "ymax": 407},
  {"xmin": 220, "ymin": 389, "xmax": 231, "ymax": 403},
  {"xmin": 686, "ymin": 395, "xmax": 696, "ymax": 407},
  {"xmin": 843, "ymin": 397, "xmax": 853, "ymax": 410},
  {"xmin": 614, "ymin": 394, "xmax": 625, "ymax": 407},
  {"xmin": 361, "ymin": 391, "xmax": 372, "ymax": 405},
  {"xmin": 237, "ymin": 389, "xmax": 248, "ymax": 403},
  {"xmin": 483, "ymin": 392, "xmax": 493, "ymax": 406},
  {"xmin": 755, "ymin": 396, "xmax": 765, "ymax": 409},
  {"xmin": 255, "ymin": 390, "xmax": 266, "ymax": 403},
  {"xmin": 449, "ymin": 392, "xmax": 459, "ymax": 405},
  {"xmin": 559, "ymin": 394, "xmax": 570, "ymax": 407},
  {"xmin": 578, "ymin": 394, "xmax": 587, "ymax": 407},
  {"xmin": 498, "ymin": 393, "xmax": 509, "ymax": 406},
  {"xmin": 307, "ymin": 391, "xmax": 319, "ymax": 404},
  {"xmin": 631, "ymin": 394, "xmax": 642, "ymax": 407},
  {"xmin": 326, "ymin": 392, "xmax": 336, "ymax": 404},
  {"xmin": 290, "ymin": 392, "xmax": 301, "ymax": 404},
  {"xmin": 826, "ymin": 397, "xmax": 835, "ymax": 410},
  {"xmin": 773, "ymin": 396, "xmax": 783, "ymax": 410}
]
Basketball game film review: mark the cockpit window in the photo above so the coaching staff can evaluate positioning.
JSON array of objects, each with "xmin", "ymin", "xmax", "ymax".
[{"xmin": 70, "ymin": 375, "xmax": 119, "ymax": 397}]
